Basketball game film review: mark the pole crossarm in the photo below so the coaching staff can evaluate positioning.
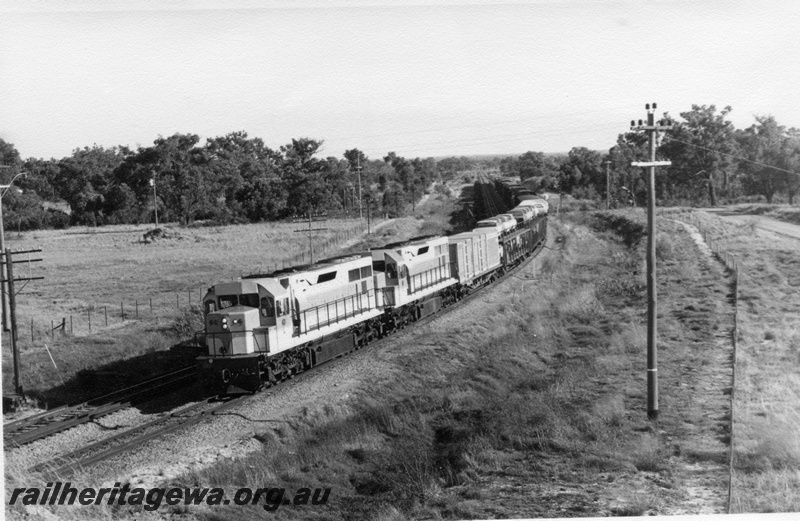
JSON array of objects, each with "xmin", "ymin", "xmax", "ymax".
[{"xmin": 632, "ymin": 161, "xmax": 672, "ymax": 167}]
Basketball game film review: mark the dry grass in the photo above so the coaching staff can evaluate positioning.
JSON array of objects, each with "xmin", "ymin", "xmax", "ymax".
[
  {"xmin": 12, "ymin": 198, "xmax": 744, "ymax": 518},
  {"xmin": 164, "ymin": 211, "xmax": 732, "ymax": 519},
  {"xmin": 677, "ymin": 209, "xmax": 800, "ymax": 512}
]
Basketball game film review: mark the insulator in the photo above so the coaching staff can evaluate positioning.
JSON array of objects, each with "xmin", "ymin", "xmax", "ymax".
[
  {"xmin": 631, "ymin": 120, "xmax": 635, "ymax": 127},
  {"xmin": 653, "ymin": 102, "xmax": 657, "ymax": 109},
  {"xmin": 646, "ymin": 103, "xmax": 650, "ymax": 110},
  {"xmin": 639, "ymin": 119, "xmax": 643, "ymax": 126}
]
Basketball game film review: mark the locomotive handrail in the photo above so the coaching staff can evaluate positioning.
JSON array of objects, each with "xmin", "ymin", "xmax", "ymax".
[
  {"xmin": 407, "ymin": 263, "xmax": 451, "ymax": 295},
  {"xmin": 297, "ymin": 288, "xmax": 384, "ymax": 335}
]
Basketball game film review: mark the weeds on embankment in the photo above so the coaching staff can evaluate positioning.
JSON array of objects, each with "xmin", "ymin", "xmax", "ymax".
[
  {"xmin": 681, "ymin": 210, "xmax": 800, "ymax": 513},
  {"xmin": 164, "ymin": 209, "xmax": 735, "ymax": 520}
]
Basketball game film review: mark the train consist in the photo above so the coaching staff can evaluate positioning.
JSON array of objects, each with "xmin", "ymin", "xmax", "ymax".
[{"xmin": 197, "ymin": 181, "xmax": 548, "ymax": 394}]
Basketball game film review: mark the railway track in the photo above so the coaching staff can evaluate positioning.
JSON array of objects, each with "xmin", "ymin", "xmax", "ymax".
[
  {"xmin": 30, "ymin": 181, "xmax": 545, "ymax": 477},
  {"xmin": 30, "ymin": 233, "xmax": 548, "ymax": 478},
  {"xmin": 4, "ymin": 366, "xmax": 195, "ymax": 448}
]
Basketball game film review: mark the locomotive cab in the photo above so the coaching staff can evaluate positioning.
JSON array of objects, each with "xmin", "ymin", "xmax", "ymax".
[{"xmin": 202, "ymin": 279, "xmax": 292, "ymax": 357}]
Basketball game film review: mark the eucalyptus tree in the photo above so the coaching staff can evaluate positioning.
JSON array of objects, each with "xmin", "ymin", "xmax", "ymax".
[{"xmin": 660, "ymin": 105, "xmax": 737, "ymax": 206}]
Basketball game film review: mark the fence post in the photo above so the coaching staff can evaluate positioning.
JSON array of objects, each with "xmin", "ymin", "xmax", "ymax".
[
  {"xmin": 88, "ymin": 308, "xmax": 92, "ymax": 333},
  {"xmin": 135, "ymin": 300, "xmax": 139, "ymax": 319},
  {"xmin": 176, "ymin": 293, "xmax": 180, "ymax": 309},
  {"xmin": 105, "ymin": 306, "xmax": 108, "ymax": 326},
  {"xmin": 188, "ymin": 289, "xmax": 191, "ymax": 307},
  {"xmin": 50, "ymin": 319, "xmax": 54, "ymax": 338},
  {"xmin": 150, "ymin": 297, "xmax": 153, "ymax": 314},
  {"xmin": 70, "ymin": 315, "xmax": 73, "ymax": 334},
  {"xmin": 121, "ymin": 301, "xmax": 125, "ymax": 321},
  {"xmin": 30, "ymin": 318, "xmax": 34, "ymax": 343}
]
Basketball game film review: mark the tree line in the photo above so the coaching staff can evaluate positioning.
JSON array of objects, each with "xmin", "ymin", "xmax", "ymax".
[
  {"xmin": 500, "ymin": 105, "xmax": 800, "ymax": 207},
  {"xmin": 1, "ymin": 104, "xmax": 797, "ymax": 231},
  {"xmin": 0, "ymin": 132, "xmax": 484, "ymax": 230}
]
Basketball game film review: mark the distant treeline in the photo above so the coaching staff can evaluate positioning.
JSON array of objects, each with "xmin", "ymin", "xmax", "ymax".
[
  {"xmin": 499, "ymin": 105, "xmax": 800, "ymax": 207},
  {"xmin": 0, "ymin": 133, "xmax": 489, "ymax": 230},
  {"xmin": 1, "ymin": 104, "xmax": 798, "ymax": 230}
]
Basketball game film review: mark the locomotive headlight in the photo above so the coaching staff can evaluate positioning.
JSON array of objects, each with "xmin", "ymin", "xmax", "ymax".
[{"xmin": 222, "ymin": 317, "xmax": 228, "ymax": 330}]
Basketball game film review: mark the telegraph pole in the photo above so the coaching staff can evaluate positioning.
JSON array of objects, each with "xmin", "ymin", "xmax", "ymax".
[
  {"xmin": 294, "ymin": 211, "xmax": 328, "ymax": 264},
  {"xmin": 356, "ymin": 157, "xmax": 363, "ymax": 220},
  {"xmin": 2, "ymin": 248, "xmax": 44, "ymax": 397},
  {"xmin": 604, "ymin": 160, "xmax": 612, "ymax": 209},
  {"xmin": 630, "ymin": 103, "xmax": 672, "ymax": 421},
  {"xmin": 150, "ymin": 172, "xmax": 159, "ymax": 227}
]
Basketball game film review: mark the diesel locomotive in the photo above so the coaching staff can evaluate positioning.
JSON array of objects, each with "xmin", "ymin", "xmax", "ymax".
[{"xmin": 197, "ymin": 182, "xmax": 548, "ymax": 394}]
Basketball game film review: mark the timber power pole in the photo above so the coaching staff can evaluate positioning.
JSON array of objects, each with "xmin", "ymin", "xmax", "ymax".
[
  {"xmin": 356, "ymin": 157, "xmax": 363, "ymax": 220},
  {"xmin": 630, "ymin": 103, "xmax": 672, "ymax": 421},
  {"xmin": 1, "ymin": 248, "xmax": 44, "ymax": 397},
  {"xmin": 604, "ymin": 160, "xmax": 612, "ymax": 210}
]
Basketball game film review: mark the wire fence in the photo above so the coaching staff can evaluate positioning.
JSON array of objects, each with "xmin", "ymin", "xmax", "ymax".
[
  {"xmin": 660, "ymin": 207, "xmax": 739, "ymax": 514},
  {"xmin": 21, "ymin": 219, "xmax": 381, "ymax": 345}
]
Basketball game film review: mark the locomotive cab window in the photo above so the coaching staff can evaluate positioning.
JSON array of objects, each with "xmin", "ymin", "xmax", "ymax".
[
  {"xmin": 348, "ymin": 268, "xmax": 360, "ymax": 282},
  {"xmin": 260, "ymin": 296, "xmax": 275, "ymax": 317},
  {"xmin": 276, "ymin": 297, "xmax": 290, "ymax": 316},
  {"xmin": 417, "ymin": 246, "xmax": 429, "ymax": 255},
  {"xmin": 205, "ymin": 301, "xmax": 217, "ymax": 314},
  {"xmin": 218, "ymin": 295, "xmax": 238, "ymax": 309},
  {"xmin": 372, "ymin": 260, "xmax": 385, "ymax": 272},
  {"xmin": 386, "ymin": 263, "xmax": 397, "ymax": 279},
  {"xmin": 239, "ymin": 293, "xmax": 259, "ymax": 308}
]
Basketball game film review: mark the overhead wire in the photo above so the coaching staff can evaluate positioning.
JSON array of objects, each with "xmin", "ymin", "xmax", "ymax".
[{"xmin": 664, "ymin": 136, "xmax": 800, "ymax": 178}]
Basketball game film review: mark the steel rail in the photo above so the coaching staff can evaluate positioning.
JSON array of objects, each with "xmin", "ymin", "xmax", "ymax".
[
  {"xmin": 30, "ymin": 181, "xmax": 546, "ymax": 477},
  {"xmin": 5, "ymin": 366, "xmax": 195, "ymax": 447}
]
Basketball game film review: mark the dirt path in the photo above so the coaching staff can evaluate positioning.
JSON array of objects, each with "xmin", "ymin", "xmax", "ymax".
[{"xmin": 704, "ymin": 208, "xmax": 800, "ymax": 241}]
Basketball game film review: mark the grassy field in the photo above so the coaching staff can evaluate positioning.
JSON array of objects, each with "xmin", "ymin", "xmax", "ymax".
[
  {"xmin": 674, "ymin": 209, "xmax": 800, "ymax": 512},
  {"xmin": 1, "ymin": 217, "xmax": 379, "ymax": 403}
]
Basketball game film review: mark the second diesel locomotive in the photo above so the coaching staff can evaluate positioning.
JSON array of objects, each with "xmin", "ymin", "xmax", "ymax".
[{"xmin": 197, "ymin": 190, "xmax": 547, "ymax": 394}]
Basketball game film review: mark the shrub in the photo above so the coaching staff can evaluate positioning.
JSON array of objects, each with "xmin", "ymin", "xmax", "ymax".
[{"xmin": 172, "ymin": 304, "xmax": 204, "ymax": 339}]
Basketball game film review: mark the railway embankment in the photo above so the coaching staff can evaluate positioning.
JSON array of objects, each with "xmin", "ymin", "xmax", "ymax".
[
  {"xmin": 11, "ymin": 209, "xmax": 734, "ymax": 520},
  {"xmin": 6, "ymin": 207, "xmax": 749, "ymax": 520}
]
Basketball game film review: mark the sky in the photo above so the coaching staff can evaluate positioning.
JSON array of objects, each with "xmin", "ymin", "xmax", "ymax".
[{"xmin": 1, "ymin": 0, "xmax": 799, "ymax": 162}]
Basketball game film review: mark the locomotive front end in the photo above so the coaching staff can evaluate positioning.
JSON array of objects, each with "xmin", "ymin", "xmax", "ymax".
[{"xmin": 197, "ymin": 279, "xmax": 287, "ymax": 394}]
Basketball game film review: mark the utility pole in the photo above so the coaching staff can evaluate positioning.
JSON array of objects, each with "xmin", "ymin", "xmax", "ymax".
[
  {"xmin": 294, "ymin": 211, "xmax": 328, "ymax": 264},
  {"xmin": 367, "ymin": 198, "xmax": 371, "ymax": 234},
  {"xmin": 604, "ymin": 160, "xmax": 612, "ymax": 210},
  {"xmin": 631, "ymin": 103, "xmax": 672, "ymax": 421},
  {"xmin": 356, "ymin": 157, "xmax": 363, "ymax": 220},
  {"xmin": 150, "ymin": 173, "xmax": 159, "ymax": 228},
  {"xmin": 2, "ymin": 248, "xmax": 44, "ymax": 397}
]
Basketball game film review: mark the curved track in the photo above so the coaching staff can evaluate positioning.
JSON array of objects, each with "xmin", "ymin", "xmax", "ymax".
[
  {"xmin": 32, "ymin": 238, "xmax": 548, "ymax": 479},
  {"xmin": 30, "ymin": 177, "xmax": 544, "ymax": 478}
]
